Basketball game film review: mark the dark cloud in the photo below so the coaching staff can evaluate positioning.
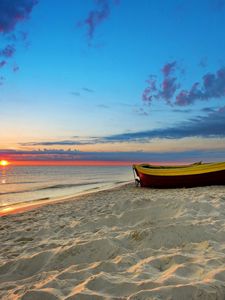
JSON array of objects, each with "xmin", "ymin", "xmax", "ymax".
[
  {"xmin": 0, "ymin": 0, "xmax": 38, "ymax": 33},
  {"xmin": 0, "ymin": 0, "xmax": 38, "ymax": 83},
  {"xmin": 104, "ymin": 109, "xmax": 225, "ymax": 142},
  {"xmin": 1, "ymin": 148, "xmax": 225, "ymax": 163},
  {"xmin": 21, "ymin": 140, "xmax": 90, "ymax": 147},
  {"xmin": 19, "ymin": 109, "xmax": 225, "ymax": 148},
  {"xmin": 172, "ymin": 108, "xmax": 192, "ymax": 113},
  {"xmin": 0, "ymin": 45, "xmax": 16, "ymax": 58},
  {"xmin": 0, "ymin": 61, "xmax": 6, "ymax": 68},
  {"xmin": 201, "ymin": 107, "xmax": 216, "ymax": 113},
  {"xmin": 21, "ymin": 136, "xmax": 103, "ymax": 147},
  {"xmin": 0, "ymin": 149, "xmax": 78, "ymax": 155},
  {"xmin": 78, "ymin": 0, "xmax": 119, "ymax": 44}
]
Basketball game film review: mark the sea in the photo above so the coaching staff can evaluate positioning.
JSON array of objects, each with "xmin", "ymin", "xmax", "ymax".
[{"xmin": 0, "ymin": 165, "xmax": 133, "ymax": 210}]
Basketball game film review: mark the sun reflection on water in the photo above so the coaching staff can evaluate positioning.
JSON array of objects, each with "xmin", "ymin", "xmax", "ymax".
[{"xmin": 0, "ymin": 165, "xmax": 8, "ymax": 184}]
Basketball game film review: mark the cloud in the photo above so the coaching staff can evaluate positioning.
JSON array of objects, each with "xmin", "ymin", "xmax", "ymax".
[
  {"xmin": 0, "ymin": 0, "xmax": 38, "ymax": 83},
  {"xmin": 0, "ymin": 0, "xmax": 38, "ymax": 33},
  {"xmin": 21, "ymin": 141, "xmax": 89, "ymax": 147},
  {"xmin": 0, "ymin": 149, "xmax": 82, "ymax": 162},
  {"xmin": 0, "ymin": 45, "xmax": 16, "ymax": 58},
  {"xmin": 97, "ymin": 104, "xmax": 109, "ymax": 109},
  {"xmin": 142, "ymin": 61, "xmax": 180, "ymax": 105},
  {"xmin": 104, "ymin": 109, "xmax": 225, "ymax": 142},
  {"xmin": 12, "ymin": 64, "xmax": 19, "ymax": 72},
  {"xmin": 0, "ymin": 61, "xmax": 6, "ymax": 68},
  {"xmin": 78, "ymin": 0, "xmax": 119, "ymax": 44},
  {"xmin": 70, "ymin": 88, "xmax": 94, "ymax": 97},
  {"xmin": 2, "ymin": 148, "xmax": 225, "ymax": 163},
  {"xmin": 162, "ymin": 61, "xmax": 177, "ymax": 77},
  {"xmin": 133, "ymin": 107, "xmax": 149, "ymax": 116},
  {"xmin": 201, "ymin": 107, "xmax": 216, "ymax": 113},
  {"xmin": 175, "ymin": 67, "xmax": 225, "ymax": 106},
  {"xmin": 15, "ymin": 108, "xmax": 225, "ymax": 163},
  {"xmin": 142, "ymin": 76, "xmax": 157, "ymax": 105},
  {"xmin": 19, "ymin": 109, "xmax": 225, "ymax": 148},
  {"xmin": 82, "ymin": 87, "xmax": 94, "ymax": 93},
  {"xmin": 160, "ymin": 77, "xmax": 179, "ymax": 104},
  {"xmin": 0, "ymin": 76, "xmax": 5, "ymax": 85},
  {"xmin": 172, "ymin": 108, "xmax": 192, "ymax": 113},
  {"xmin": 142, "ymin": 63, "xmax": 225, "ymax": 108},
  {"xmin": 70, "ymin": 91, "xmax": 81, "ymax": 97}
]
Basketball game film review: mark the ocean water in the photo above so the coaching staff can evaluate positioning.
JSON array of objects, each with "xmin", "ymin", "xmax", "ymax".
[{"xmin": 0, "ymin": 165, "xmax": 133, "ymax": 208}]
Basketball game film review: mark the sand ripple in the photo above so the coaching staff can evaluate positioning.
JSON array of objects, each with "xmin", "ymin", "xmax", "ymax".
[{"xmin": 0, "ymin": 184, "xmax": 225, "ymax": 299}]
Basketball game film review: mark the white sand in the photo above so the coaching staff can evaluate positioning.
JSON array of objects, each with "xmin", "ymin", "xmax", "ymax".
[{"xmin": 0, "ymin": 183, "xmax": 225, "ymax": 299}]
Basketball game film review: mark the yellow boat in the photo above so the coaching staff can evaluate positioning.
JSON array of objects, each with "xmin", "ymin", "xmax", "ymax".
[{"xmin": 133, "ymin": 161, "xmax": 225, "ymax": 188}]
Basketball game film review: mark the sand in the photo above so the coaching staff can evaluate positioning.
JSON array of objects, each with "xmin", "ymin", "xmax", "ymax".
[{"xmin": 0, "ymin": 183, "xmax": 225, "ymax": 299}]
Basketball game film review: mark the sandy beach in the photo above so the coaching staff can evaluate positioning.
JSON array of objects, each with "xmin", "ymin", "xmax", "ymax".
[{"xmin": 0, "ymin": 183, "xmax": 225, "ymax": 299}]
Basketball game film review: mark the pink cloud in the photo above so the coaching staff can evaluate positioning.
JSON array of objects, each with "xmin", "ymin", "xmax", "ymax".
[
  {"xmin": 142, "ymin": 61, "xmax": 225, "ymax": 109},
  {"xmin": 175, "ymin": 67, "xmax": 225, "ymax": 106},
  {"xmin": 162, "ymin": 61, "xmax": 177, "ymax": 77},
  {"xmin": 78, "ymin": 0, "xmax": 119, "ymax": 44},
  {"xmin": 142, "ymin": 61, "xmax": 180, "ymax": 106}
]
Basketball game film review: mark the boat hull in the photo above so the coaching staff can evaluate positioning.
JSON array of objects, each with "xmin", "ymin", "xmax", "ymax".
[{"xmin": 135, "ymin": 169, "xmax": 225, "ymax": 188}]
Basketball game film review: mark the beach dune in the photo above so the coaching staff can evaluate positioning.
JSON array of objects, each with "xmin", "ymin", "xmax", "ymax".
[{"xmin": 0, "ymin": 184, "xmax": 225, "ymax": 299}]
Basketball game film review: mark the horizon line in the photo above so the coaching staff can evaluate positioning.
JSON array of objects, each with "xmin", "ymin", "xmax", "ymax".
[{"xmin": 0, "ymin": 160, "xmax": 199, "ymax": 166}]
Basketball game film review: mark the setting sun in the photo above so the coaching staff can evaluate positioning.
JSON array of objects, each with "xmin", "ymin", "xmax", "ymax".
[{"xmin": 0, "ymin": 160, "xmax": 9, "ymax": 166}]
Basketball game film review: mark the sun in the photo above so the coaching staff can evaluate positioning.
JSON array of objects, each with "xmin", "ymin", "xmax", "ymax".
[{"xmin": 0, "ymin": 160, "xmax": 9, "ymax": 166}]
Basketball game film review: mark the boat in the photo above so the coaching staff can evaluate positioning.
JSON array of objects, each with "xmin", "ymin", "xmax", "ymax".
[{"xmin": 133, "ymin": 161, "xmax": 225, "ymax": 188}]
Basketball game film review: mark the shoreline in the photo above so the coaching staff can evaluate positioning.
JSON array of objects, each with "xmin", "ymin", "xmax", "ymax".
[
  {"xmin": 0, "ymin": 181, "xmax": 133, "ymax": 217},
  {"xmin": 1, "ymin": 184, "xmax": 225, "ymax": 299}
]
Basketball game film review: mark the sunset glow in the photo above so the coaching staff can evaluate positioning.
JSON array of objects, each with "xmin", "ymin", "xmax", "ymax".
[
  {"xmin": 0, "ymin": 1, "xmax": 225, "ymax": 164},
  {"xmin": 10, "ymin": 160, "xmax": 135, "ymax": 166},
  {"xmin": 0, "ymin": 160, "xmax": 9, "ymax": 167}
]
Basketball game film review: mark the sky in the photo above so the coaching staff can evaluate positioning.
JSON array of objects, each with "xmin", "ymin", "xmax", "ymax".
[{"xmin": 1, "ymin": 0, "xmax": 225, "ymax": 165}]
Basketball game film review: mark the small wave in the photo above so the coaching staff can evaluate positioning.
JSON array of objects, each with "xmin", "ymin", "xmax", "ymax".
[
  {"xmin": 0, "ymin": 197, "xmax": 50, "ymax": 209},
  {"xmin": 114, "ymin": 180, "xmax": 128, "ymax": 184},
  {"xmin": 0, "ymin": 181, "xmax": 103, "ymax": 196},
  {"xmin": 38, "ymin": 182, "xmax": 102, "ymax": 190},
  {"xmin": 0, "ymin": 181, "xmax": 132, "ymax": 212},
  {"xmin": 0, "ymin": 181, "xmax": 39, "ymax": 185}
]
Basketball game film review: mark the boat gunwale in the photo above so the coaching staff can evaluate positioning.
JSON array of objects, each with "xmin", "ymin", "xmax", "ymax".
[{"xmin": 133, "ymin": 161, "xmax": 225, "ymax": 177}]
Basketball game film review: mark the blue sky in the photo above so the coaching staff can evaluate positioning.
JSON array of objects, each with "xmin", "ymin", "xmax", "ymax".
[{"xmin": 1, "ymin": 0, "xmax": 225, "ymax": 163}]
